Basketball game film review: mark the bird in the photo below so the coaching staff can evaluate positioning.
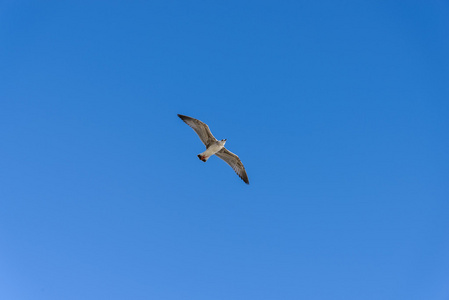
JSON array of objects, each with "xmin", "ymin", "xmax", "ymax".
[{"xmin": 178, "ymin": 114, "xmax": 249, "ymax": 184}]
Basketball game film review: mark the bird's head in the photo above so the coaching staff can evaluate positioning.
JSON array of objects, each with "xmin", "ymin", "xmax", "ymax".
[{"xmin": 221, "ymin": 139, "xmax": 227, "ymax": 145}]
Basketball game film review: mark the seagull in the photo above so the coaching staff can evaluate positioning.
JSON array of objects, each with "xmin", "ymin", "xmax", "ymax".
[{"xmin": 178, "ymin": 114, "xmax": 249, "ymax": 184}]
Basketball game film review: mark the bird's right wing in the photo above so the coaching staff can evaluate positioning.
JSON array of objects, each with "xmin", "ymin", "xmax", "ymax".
[
  {"xmin": 216, "ymin": 148, "xmax": 249, "ymax": 184},
  {"xmin": 178, "ymin": 114, "xmax": 217, "ymax": 147}
]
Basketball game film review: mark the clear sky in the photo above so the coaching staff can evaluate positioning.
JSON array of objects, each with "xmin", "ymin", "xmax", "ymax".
[{"xmin": 1, "ymin": 1, "xmax": 448, "ymax": 299}]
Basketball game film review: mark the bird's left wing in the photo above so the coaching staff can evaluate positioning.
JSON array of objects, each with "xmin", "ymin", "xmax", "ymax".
[{"xmin": 216, "ymin": 148, "xmax": 249, "ymax": 184}]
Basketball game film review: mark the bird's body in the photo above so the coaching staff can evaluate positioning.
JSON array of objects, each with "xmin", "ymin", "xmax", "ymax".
[
  {"xmin": 178, "ymin": 114, "xmax": 249, "ymax": 184},
  {"xmin": 198, "ymin": 140, "xmax": 226, "ymax": 162}
]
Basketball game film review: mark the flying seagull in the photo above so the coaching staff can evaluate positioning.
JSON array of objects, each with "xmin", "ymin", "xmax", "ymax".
[{"xmin": 178, "ymin": 114, "xmax": 249, "ymax": 184}]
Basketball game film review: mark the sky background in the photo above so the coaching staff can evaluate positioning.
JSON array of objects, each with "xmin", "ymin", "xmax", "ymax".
[{"xmin": 1, "ymin": 1, "xmax": 448, "ymax": 299}]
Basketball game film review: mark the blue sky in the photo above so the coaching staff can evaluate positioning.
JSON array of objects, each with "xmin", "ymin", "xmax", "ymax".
[{"xmin": 1, "ymin": 1, "xmax": 448, "ymax": 299}]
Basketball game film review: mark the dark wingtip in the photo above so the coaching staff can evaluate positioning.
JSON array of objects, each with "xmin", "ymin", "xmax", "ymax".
[{"xmin": 178, "ymin": 114, "xmax": 191, "ymax": 122}]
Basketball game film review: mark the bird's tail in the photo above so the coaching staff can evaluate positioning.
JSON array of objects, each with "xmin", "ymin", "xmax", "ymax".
[{"xmin": 197, "ymin": 154, "xmax": 209, "ymax": 162}]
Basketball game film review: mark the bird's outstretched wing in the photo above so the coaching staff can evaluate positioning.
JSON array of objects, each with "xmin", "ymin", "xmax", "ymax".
[
  {"xmin": 216, "ymin": 148, "xmax": 249, "ymax": 184},
  {"xmin": 178, "ymin": 114, "xmax": 217, "ymax": 147}
]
